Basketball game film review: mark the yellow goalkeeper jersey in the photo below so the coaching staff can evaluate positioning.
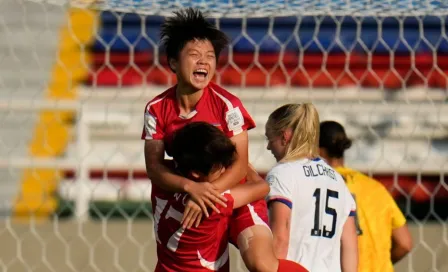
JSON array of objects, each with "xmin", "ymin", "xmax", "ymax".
[{"xmin": 335, "ymin": 167, "xmax": 407, "ymax": 272}]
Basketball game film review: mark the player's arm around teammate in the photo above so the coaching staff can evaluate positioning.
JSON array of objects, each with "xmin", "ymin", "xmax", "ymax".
[
  {"xmin": 265, "ymin": 103, "xmax": 358, "ymax": 272},
  {"xmin": 171, "ymin": 122, "xmax": 271, "ymax": 228},
  {"xmin": 144, "ymin": 133, "xmax": 227, "ymax": 216}
]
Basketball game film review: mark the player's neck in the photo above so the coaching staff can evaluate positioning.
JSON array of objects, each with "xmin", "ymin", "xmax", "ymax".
[
  {"xmin": 328, "ymin": 158, "xmax": 344, "ymax": 168},
  {"xmin": 175, "ymin": 83, "xmax": 204, "ymax": 115}
]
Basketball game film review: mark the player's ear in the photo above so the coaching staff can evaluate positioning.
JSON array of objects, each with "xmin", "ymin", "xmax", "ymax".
[
  {"xmin": 190, "ymin": 171, "xmax": 201, "ymax": 179},
  {"xmin": 169, "ymin": 58, "xmax": 177, "ymax": 72},
  {"xmin": 282, "ymin": 128, "xmax": 293, "ymax": 145}
]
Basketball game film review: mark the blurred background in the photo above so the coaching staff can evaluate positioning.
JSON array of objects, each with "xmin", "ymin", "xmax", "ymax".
[{"xmin": 0, "ymin": 0, "xmax": 447, "ymax": 271}]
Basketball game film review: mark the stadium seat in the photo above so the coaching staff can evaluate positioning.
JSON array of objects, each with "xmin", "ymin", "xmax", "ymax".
[
  {"xmin": 92, "ymin": 51, "xmax": 448, "ymax": 70},
  {"xmin": 61, "ymin": 164, "xmax": 447, "ymax": 203},
  {"xmin": 89, "ymin": 12, "xmax": 448, "ymax": 88},
  {"xmin": 88, "ymin": 65, "xmax": 177, "ymax": 86},
  {"xmin": 96, "ymin": 13, "xmax": 448, "ymax": 54},
  {"xmin": 368, "ymin": 175, "xmax": 448, "ymax": 202},
  {"xmin": 219, "ymin": 66, "xmax": 289, "ymax": 86},
  {"xmin": 101, "ymin": 12, "xmax": 165, "ymax": 25},
  {"xmin": 89, "ymin": 52, "xmax": 448, "ymax": 89},
  {"xmin": 64, "ymin": 168, "xmax": 148, "ymax": 180},
  {"xmin": 93, "ymin": 26, "xmax": 159, "ymax": 52},
  {"xmin": 92, "ymin": 51, "xmax": 154, "ymax": 65},
  {"xmin": 87, "ymin": 63, "xmax": 443, "ymax": 88}
]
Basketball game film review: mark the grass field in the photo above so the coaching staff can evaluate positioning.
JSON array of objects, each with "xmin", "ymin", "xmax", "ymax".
[{"xmin": 0, "ymin": 220, "xmax": 445, "ymax": 272}]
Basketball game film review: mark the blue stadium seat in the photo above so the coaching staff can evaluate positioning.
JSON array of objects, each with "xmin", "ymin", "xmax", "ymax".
[
  {"xmin": 93, "ymin": 25, "xmax": 160, "ymax": 52},
  {"xmin": 101, "ymin": 12, "xmax": 164, "ymax": 25},
  {"xmin": 95, "ymin": 11, "xmax": 448, "ymax": 54}
]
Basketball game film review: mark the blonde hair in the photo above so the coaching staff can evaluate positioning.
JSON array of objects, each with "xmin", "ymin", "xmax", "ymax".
[{"xmin": 267, "ymin": 103, "xmax": 320, "ymax": 162}]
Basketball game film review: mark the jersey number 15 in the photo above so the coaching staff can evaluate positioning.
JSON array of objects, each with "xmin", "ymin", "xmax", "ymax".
[{"xmin": 311, "ymin": 188, "xmax": 338, "ymax": 239}]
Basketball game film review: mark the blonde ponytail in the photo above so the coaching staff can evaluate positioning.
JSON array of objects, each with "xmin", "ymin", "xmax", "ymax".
[{"xmin": 267, "ymin": 103, "xmax": 320, "ymax": 162}]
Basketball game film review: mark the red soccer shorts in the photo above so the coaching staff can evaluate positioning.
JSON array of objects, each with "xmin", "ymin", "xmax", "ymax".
[{"xmin": 228, "ymin": 199, "xmax": 270, "ymax": 246}]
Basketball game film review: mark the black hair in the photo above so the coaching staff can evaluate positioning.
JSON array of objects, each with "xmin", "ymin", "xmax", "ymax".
[
  {"xmin": 319, "ymin": 121, "xmax": 352, "ymax": 159},
  {"xmin": 171, "ymin": 122, "xmax": 236, "ymax": 177},
  {"xmin": 160, "ymin": 8, "xmax": 229, "ymax": 71}
]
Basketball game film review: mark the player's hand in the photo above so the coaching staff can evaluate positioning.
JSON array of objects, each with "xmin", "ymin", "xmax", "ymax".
[
  {"xmin": 185, "ymin": 181, "xmax": 227, "ymax": 218},
  {"xmin": 181, "ymin": 199, "xmax": 203, "ymax": 229}
]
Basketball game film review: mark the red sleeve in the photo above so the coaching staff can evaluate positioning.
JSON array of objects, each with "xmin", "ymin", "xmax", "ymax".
[
  {"xmin": 141, "ymin": 101, "xmax": 165, "ymax": 140},
  {"xmin": 222, "ymin": 97, "xmax": 256, "ymax": 138},
  {"xmin": 218, "ymin": 193, "xmax": 234, "ymax": 216}
]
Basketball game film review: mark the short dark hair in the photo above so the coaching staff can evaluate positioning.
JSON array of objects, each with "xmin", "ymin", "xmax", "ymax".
[
  {"xmin": 160, "ymin": 8, "xmax": 229, "ymax": 69},
  {"xmin": 319, "ymin": 121, "xmax": 352, "ymax": 159},
  {"xmin": 171, "ymin": 122, "xmax": 236, "ymax": 177}
]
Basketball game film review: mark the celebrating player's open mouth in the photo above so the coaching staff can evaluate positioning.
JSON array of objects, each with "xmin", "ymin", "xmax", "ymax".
[
  {"xmin": 189, "ymin": 63, "xmax": 211, "ymax": 89},
  {"xmin": 193, "ymin": 68, "xmax": 208, "ymax": 82}
]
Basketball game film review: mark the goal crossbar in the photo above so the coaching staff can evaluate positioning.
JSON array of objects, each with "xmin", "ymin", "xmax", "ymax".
[{"xmin": 27, "ymin": 0, "xmax": 448, "ymax": 17}]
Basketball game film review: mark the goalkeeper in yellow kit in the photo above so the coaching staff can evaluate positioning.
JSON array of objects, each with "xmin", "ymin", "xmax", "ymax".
[{"xmin": 319, "ymin": 121, "xmax": 413, "ymax": 272}]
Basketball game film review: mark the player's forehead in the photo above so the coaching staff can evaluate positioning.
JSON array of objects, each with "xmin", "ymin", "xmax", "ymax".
[
  {"xmin": 264, "ymin": 120, "xmax": 277, "ymax": 138},
  {"xmin": 182, "ymin": 39, "xmax": 215, "ymax": 53}
]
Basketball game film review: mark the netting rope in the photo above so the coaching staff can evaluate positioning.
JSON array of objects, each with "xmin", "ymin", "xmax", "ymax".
[{"xmin": 28, "ymin": 0, "xmax": 448, "ymax": 16}]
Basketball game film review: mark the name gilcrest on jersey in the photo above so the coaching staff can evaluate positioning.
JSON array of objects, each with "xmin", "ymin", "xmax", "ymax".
[{"xmin": 303, "ymin": 163, "xmax": 337, "ymax": 180}]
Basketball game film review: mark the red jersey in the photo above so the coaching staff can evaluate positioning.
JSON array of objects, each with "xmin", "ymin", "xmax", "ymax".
[
  {"xmin": 142, "ymin": 83, "xmax": 260, "ymax": 261},
  {"xmin": 153, "ymin": 192, "xmax": 234, "ymax": 272},
  {"xmin": 141, "ymin": 82, "xmax": 256, "ymax": 156}
]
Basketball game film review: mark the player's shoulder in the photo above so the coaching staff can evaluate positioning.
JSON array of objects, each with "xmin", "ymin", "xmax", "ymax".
[
  {"xmin": 208, "ymin": 82, "xmax": 244, "ymax": 108},
  {"xmin": 342, "ymin": 167, "xmax": 384, "ymax": 187},
  {"xmin": 365, "ymin": 176, "xmax": 393, "ymax": 198},
  {"xmin": 267, "ymin": 162, "xmax": 288, "ymax": 176},
  {"xmin": 221, "ymin": 190, "xmax": 235, "ymax": 211},
  {"xmin": 145, "ymin": 86, "xmax": 175, "ymax": 110},
  {"xmin": 338, "ymin": 166, "xmax": 391, "ymax": 194},
  {"xmin": 267, "ymin": 162, "xmax": 296, "ymax": 182},
  {"xmin": 221, "ymin": 190, "xmax": 233, "ymax": 201},
  {"xmin": 205, "ymin": 190, "xmax": 233, "ymax": 217}
]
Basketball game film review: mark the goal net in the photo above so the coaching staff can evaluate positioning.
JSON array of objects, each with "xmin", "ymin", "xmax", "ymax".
[{"xmin": 0, "ymin": 0, "xmax": 447, "ymax": 271}]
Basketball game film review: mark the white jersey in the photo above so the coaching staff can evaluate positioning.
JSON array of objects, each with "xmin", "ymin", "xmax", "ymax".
[{"xmin": 266, "ymin": 158, "xmax": 356, "ymax": 272}]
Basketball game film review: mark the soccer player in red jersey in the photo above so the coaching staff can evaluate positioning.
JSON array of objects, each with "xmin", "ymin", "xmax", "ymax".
[
  {"xmin": 142, "ymin": 8, "xmax": 307, "ymax": 272},
  {"xmin": 154, "ymin": 122, "xmax": 270, "ymax": 272},
  {"xmin": 154, "ymin": 122, "xmax": 308, "ymax": 272}
]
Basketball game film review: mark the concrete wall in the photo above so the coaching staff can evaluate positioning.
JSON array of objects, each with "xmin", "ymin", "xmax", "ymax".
[
  {"xmin": 0, "ymin": 220, "xmax": 445, "ymax": 272},
  {"xmin": 0, "ymin": 0, "xmax": 66, "ymax": 216}
]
